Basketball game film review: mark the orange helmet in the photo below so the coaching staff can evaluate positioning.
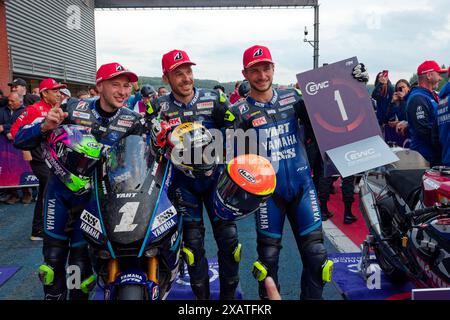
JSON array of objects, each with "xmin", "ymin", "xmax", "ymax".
[{"xmin": 213, "ymin": 154, "xmax": 276, "ymax": 220}]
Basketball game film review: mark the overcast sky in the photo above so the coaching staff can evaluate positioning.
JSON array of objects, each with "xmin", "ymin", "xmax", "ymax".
[{"xmin": 95, "ymin": 0, "xmax": 450, "ymax": 86}]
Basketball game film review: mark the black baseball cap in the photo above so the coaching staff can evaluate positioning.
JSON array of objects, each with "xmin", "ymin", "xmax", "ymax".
[{"xmin": 8, "ymin": 78, "xmax": 27, "ymax": 87}]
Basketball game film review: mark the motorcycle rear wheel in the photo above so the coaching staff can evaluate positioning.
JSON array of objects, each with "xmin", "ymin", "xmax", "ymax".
[
  {"xmin": 373, "ymin": 246, "xmax": 408, "ymax": 283},
  {"xmin": 116, "ymin": 285, "xmax": 147, "ymax": 300}
]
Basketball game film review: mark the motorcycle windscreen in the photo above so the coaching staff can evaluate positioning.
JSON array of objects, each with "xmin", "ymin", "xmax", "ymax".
[{"xmin": 99, "ymin": 135, "xmax": 162, "ymax": 245}]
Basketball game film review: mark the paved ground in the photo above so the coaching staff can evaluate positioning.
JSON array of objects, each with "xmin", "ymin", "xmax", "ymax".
[{"xmin": 0, "ymin": 201, "xmax": 343, "ymax": 300}]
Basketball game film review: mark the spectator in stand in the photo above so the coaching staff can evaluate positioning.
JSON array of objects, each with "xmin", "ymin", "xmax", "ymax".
[
  {"xmin": 406, "ymin": 60, "xmax": 446, "ymax": 166},
  {"xmin": 0, "ymin": 89, "xmax": 6, "ymax": 109},
  {"xmin": 229, "ymin": 81, "xmax": 242, "ymax": 104},
  {"xmin": 60, "ymin": 88, "xmax": 71, "ymax": 105},
  {"xmin": 157, "ymin": 86, "xmax": 168, "ymax": 97},
  {"xmin": 32, "ymin": 87, "xmax": 40, "ymax": 97},
  {"xmin": 76, "ymin": 90, "xmax": 90, "ymax": 100},
  {"xmin": 384, "ymin": 79, "xmax": 411, "ymax": 147},
  {"xmin": 8, "ymin": 78, "xmax": 40, "ymax": 107},
  {"xmin": 88, "ymin": 86, "xmax": 99, "ymax": 97},
  {"xmin": 372, "ymin": 71, "xmax": 394, "ymax": 129},
  {"xmin": 11, "ymin": 78, "xmax": 66, "ymax": 241},
  {"xmin": 0, "ymin": 92, "xmax": 32, "ymax": 204}
]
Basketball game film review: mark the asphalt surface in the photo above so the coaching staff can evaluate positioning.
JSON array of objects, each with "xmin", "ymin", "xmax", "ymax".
[{"xmin": 0, "ymin": 200, "xmax": 343, "ymax": 300}]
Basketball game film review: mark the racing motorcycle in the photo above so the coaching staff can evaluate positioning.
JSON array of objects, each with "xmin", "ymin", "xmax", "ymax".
[
  {"xmin": 359, "ymin": 147, "xmax": 450, "ymax": 288},
  {"xmin": 81, "ymin": 135, "xmax": 182, "ymax": 300}
]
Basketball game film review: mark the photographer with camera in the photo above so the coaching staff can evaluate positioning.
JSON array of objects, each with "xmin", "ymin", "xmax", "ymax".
[
  {"xmin": 372, "ymin": 70, "xmax": 394, "ymax": 129},
  {"xmin": 384, "ymin": 79, "xmax": 411, "ymax": 147}
]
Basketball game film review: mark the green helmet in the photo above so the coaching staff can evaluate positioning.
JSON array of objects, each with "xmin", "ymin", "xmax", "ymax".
[{"xmin": 43, "ymin": 125, "xmax": 102, "ymax": 194}]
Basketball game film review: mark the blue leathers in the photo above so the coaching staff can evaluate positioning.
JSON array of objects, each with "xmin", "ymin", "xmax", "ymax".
[
  {"xmin": 406, "ymin": 86, "xmax": 441, "ymax": 166},
  {"xmin": 437, "ymin": 84, "xmax": 450, "ymax": 165},
  {"xmin": 230, "ymin": 88, "xmax": 327, "ymax": 299},
  {"xmin": 153, "ymin": 88, "xmax": 240, "ymax": 299},
  {"xmin": 14, "ymin": 98, "xmax": 143, "ymax": 300}
]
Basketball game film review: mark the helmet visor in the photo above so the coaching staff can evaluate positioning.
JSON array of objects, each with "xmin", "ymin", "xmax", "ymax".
[
  {"xmin": 216, "ymin": 170, "xmax": 267, "ymax": 214},
  {"xmin": 59, "ymin": 145, "xmax": 99, "ymax": 178}
]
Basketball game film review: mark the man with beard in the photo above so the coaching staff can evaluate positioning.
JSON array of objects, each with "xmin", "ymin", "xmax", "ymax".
[
  {"xmin": 151, "ymin": 49, "xmax": 241, "ymax": 300},
  {"xmin": 13, "ymin": 63, "xmax": 143, "ymax": 300},
  {"xmin": 229, "ymin": 45, "xmax": 369, "ymax": 299},
  {"xmin": 406, "ymin": 60, "xmax": 446, "ymax": 166}
]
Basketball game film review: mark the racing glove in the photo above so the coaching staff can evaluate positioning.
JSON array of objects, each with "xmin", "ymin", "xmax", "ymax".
[
  {"xmin": 352, "ymin": 63, "xmax": 369, "ymax": 83},
  {"xmin": 150, "ymin": 118, "xmax": 171, "ymax": 149}
]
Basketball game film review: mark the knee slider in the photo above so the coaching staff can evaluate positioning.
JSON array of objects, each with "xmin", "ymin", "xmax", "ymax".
[
  {"xmin": 232, "ymin": 243, "xmax": 242, "ymax": 263},
  {"xmin": 252, "ymin": 260, "xmax": 268, "ymax": 282},
  {"xmin": 182, "ymin": 222, "xmax": 205, "ymax": 267},
  {"xmin": 38, "ymin": 264, "xmax": 55, "ymax": 286},
  {"xmin": 215, "ymin": 221, "xmax": 240, "ymax": 260}
]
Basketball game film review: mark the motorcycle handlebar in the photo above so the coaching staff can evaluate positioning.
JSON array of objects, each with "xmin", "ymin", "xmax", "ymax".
[{"xmin": 408, "ymin": 206, "xmax": 437, "ymax": 217}]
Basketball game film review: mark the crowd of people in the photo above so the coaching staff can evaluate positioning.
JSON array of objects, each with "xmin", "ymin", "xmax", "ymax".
[{"xmin": 0, "ymin": 47, "xmax": 448, "ymax": 301}]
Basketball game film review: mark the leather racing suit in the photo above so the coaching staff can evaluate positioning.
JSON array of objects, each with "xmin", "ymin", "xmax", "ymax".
[{"xmin": 13, "ymin": 98, "xmax": 144, "ymax": 300}]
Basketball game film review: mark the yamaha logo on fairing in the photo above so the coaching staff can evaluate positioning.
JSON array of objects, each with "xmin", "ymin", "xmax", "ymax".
[
  {"xmin": 254, "ymin": 48, "xmax": 263, "ymax": 57},
  {"xmin": 305, "ymin": 81, "xmax": 330, "ymax": 96},
  {"xmin": 174, "ymin": 52, "xmax": 183, "ymax": 61},
  {"xmin": 238, "ymin": 169, "xmax": 256, "ymax": 184}
]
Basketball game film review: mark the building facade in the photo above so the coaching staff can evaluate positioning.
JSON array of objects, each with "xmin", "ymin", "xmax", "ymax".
[{"xmin": 2, "ymin": 0, "xmax": 96, "ymax": 94}]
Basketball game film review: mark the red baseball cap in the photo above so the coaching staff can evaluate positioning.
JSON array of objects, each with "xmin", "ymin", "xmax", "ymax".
[
  {"xmin": 162, "ymin": 49, "xmax": 196, "ymax": 74},
  {"xmin": 243, "ymin": 45, "xmax": 274, "ymax": 69},
  {"xmin": 417, "ymin": 60, "xmax": 447, "ymax": 75},
  {"xmin": 39, "ymin": 78, "xmax": 67, "ymax": 93},
  {"xmin": 96, "ymin": 62, "xmax": 138, "ymax": 84}
]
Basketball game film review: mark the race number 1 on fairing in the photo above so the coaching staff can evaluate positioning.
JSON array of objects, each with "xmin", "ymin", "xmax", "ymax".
[{"xmin": 296, "ymin": 57, "xmax": 398, "ymax": 177}]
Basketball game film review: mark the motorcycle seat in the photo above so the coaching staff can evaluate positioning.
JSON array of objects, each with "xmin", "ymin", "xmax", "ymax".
[{"xmin": 385, "ymin": 169, "xmax": 426, "ymax": 210}]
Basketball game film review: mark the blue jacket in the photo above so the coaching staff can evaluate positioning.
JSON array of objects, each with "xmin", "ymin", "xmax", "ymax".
[
  {"xmin": 439, "ymin": 82, "xmax": 450, "ymax": 100},
  {"xmin": 437, "ymin": 83, "xmax": 450, "ymax": 165},
  {"xmin": 0, "ymin": 105, "xmax": 25, "ymax": 136},
  {"xmin": 372, "ymin": 82, "xmax": 394, "ymax": 125},
  {"xmin": 406, "ymin": 86, "xmax": 441, "ymax": 165}
]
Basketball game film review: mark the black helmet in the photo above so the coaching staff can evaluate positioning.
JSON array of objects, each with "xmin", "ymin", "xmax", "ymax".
[
  {"xmin": 169, "ymin": 122, "xmax": 217, "ymax": 178},
  {"xmin": 140, "ymin": 84, "xmax": 157, "ymax": 98},
  {"xmin": 238, "ymin": 80, "xmax": 250, "ymax": 98}
]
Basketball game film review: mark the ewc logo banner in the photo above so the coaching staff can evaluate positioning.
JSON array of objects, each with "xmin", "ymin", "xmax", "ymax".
[
  {"xmin": 0, "ymin": 135, "xmax": 38, "ymax": 187},
  {"xmin": 297, "ymin": 57, "xmax": 398, "ymax": 177}
]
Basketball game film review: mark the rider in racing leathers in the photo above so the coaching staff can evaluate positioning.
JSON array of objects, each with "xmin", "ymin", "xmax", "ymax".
[
  {"xmin": 13, "ymin": 63, "xmax": 144, "ymax": 300},
  {"xmin": 150, "ymin": 49, "xmax": 241, "ymax": 300},
  {"xmin": 228, "ymin": 45, "xmax": 369, "ymax": 299}
]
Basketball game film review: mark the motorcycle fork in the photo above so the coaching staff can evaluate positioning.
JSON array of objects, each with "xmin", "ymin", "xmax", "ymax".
[
  {"xmin": 148, "ymin": 257, "xmax": 158, "ymax": 283},
  {"xmin": 107, "ymin": 259, "xmax": 120, "ymax": 284}
]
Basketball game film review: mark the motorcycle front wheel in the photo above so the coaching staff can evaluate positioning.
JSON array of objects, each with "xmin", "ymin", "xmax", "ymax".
[{"xmin": 116, "ymin": 285, "xmax": 147, "ymax": 300}]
